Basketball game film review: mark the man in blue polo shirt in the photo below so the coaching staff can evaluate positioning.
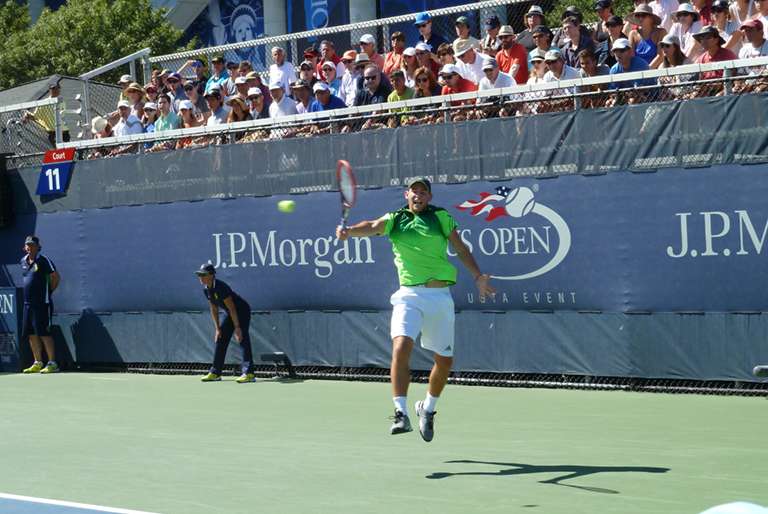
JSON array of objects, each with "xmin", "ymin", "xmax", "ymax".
[
  {"xmin": 20, "ymin": 236, "xmax": 60, "ymax": 374},
  {"xmin": 195, "ymin": 264, "xmax": 255, "ymax": 383}
]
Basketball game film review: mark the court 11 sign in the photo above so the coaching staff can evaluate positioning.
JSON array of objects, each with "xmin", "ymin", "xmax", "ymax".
[{"xmin": 36, "ymin": 148, "xmax": 76, "ymax": 196}]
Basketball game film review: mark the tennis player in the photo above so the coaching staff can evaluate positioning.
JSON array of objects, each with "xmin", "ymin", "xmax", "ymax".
[
  {"xmin": 195, "ymin": 264, "xmax": 256, "ymax": 383},
  {"xmin": 336, "ymin": 178, "xmax": 494, "ymax": 442}
]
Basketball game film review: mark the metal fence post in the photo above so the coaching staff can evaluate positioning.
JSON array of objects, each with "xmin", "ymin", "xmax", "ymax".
[
  {"xmin": 82, "ymin": 80, "xmax": 92, "ymax": 137},
  {"xmin": 54, "ymin": 97, "xmax": 62, "ymax": 146},
  {"xmin": 723, "ymin": 67, "xmax": 733, "ymax": 96},
  {"xmin": 129, "ymin": 60, "xmax": 137, "ymax": 82}
]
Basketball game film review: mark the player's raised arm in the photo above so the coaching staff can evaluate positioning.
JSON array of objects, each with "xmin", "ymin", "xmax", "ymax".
[
  {"xmin": 448, "ymin": 229, "xmax": 495, "ymax": 300},
  {"xmin": 336, "ymin": 214, "xmax": 389, "ymax": 240}
]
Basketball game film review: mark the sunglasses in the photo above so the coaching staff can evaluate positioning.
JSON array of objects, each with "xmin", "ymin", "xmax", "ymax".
[
  {"xmin": 144, "ymin": 108, "xmax": 156, "ymax": 112},
  {"xmin": 416, "ymin": 51, "xmax": 428, "ymax": 56},
  {"xmin": 247, "ymin": 96, "xmax": 261, "ymax": 101},
  {"xmin": 342, "ymin": 59, "xmax": 353, "ymax": 64},
  {"xmin": 441, "ymin": 73, "xmax": 457, "ymax": 78}
]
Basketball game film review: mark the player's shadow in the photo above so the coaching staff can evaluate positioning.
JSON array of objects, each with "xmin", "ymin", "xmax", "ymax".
[{"xmin": 426, "ymin": 460, "xmax": 669, "ymax": 494}]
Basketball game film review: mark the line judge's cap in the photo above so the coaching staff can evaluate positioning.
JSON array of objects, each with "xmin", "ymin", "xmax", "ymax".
[
  {"xmin": 25, "ymin": 235, "xmax": 40, "ymax": 245},
  {"xmin": 407, "ymin": 178, "xmax": 432, "ymax": 192},
  {"xmin": 195, "ymin": 263, "xmax": 216, "ymax": 276}
]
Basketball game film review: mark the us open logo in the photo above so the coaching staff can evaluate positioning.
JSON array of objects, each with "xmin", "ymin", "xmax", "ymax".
[{"xmin": 457, "ymin": 185, "xmax": 572, "ymax": 280}]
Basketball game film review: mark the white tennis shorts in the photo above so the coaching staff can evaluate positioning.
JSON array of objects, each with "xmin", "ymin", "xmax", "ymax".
[{"xmin": 390, "ymin": 286, "xmax": 455, "ymax": 357}]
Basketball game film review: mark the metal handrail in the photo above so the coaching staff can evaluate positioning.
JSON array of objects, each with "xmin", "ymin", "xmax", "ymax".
[
  {"xmin": 57, "ymin": 55, "xmax": 768, "ymax": 151},
  {"xmin": 80, "ymin": 48, "xmax": 152, "ymax": 81},
  {"xmin": 0, "ymin": 97, "xmax": 59, "ymax": 115},
  {"xmin": 149, "ymin": 0, "xmax": 520, "ymax": 63}
]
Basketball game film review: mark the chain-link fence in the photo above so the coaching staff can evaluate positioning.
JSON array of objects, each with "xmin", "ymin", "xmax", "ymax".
[{"xmin": 0, "ymin": 98, "xmax": 61, "ymax": 168}]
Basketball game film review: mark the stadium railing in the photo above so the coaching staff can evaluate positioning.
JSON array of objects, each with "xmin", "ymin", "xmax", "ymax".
[{"xmin": 57, "ymin": 56, "xmax": 768, "ymax": 159}]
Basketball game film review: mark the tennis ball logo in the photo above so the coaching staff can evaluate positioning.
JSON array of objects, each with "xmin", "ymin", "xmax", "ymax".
[{"xmin": 504, "ymin": 187, "xmax": 536, "ymax": 218}]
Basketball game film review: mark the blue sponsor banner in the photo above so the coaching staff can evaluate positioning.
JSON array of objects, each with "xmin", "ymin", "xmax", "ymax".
[
  {"xmin": 4, "ymin": 165, "xmax": 768, "ymax": 314},
  {"xmin": 379, "ymin": 0, "xmax": 476, "ymax": 49},
  {"xmin": 287, "ymin": 0, "xmax": 349, "ymax": 60},
  {"xmin": 0, "ymin": 288, "xmax": 21, "ymax": 372}
]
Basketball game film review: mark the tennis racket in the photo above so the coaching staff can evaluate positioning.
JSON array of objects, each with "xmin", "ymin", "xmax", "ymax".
[{"xmin": 336, "ymin": 160, "xmax": 357, "ymax": 230}]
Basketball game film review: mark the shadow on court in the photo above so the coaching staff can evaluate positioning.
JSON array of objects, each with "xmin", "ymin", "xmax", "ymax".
[{"xmin": 426, "ymin": 460, "xmax": 670, "ymax": 494}]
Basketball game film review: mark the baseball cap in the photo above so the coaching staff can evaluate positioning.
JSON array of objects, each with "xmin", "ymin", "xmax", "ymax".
[
  {"xmin": 354, "ymin": 53, "xmax": 371, "ymax": 64},
  {"xmin": 117, "ymin": 99, "xmax": 131, "ymax": 108},
  {"xmin": 403, "ymin": 47, "xmax": 416, "ymax": 57},
  {"xmin": 211, "ymin": 56, "xmax": 225, "ymax": 64},
  {"xmin": 24, "ymin": 235, "xmax": 40, "ymax": 246},
  {"xmin": 414, "ymin": 12, "xmax": 431, "ymax": 25},
  {"xmin": 562, "ymin": 5, "xmax": 582, "ymax": 18},
  {"xmin": 359, "ymin": 34, "xmax": 376, "ymax": 45},
  {"xmin": 245, "ymin": 71, "xmax": 260, "ymax": 80},
  {"xmin": 390, "ymin": 69, "xmax": 405, "ymax": 79},
  {"xmin": 741, "ymin": 18, "xmax": 764, "ymax": 30},
  {"xmin": 321, "ymin": 60, "xmax": 336, "ymax": 69},
  {"xmin": 611, "ymin": 38, "xmax": 632, "ymax": 51},
  {"xmin": 246, "ymin": 87, "xmax": 263, "ymax": 98},
  {"xmin": 178, "ymin": 100, "xmax": 194, "ymax": 110},
  {"xmin": 711, "ymin": 0, "xmax": 729, "ymax": 11},
  {"xmin": 414, "ymin": 42, "xmax": 433, "ymax": 53},
  {"xmin": 268, "ymin": 80, "xmax": 283, "ymax": 90},
  {"xmin": 484, "ymin": 15, "xmax": 501, "ymax": 28},
  {"xmin": 407, "ymin": 178, "xmax": 431, "ymax": 192},
  {"xmin": 290, "ymin": 79, "xmax": 310, "ymax": 89},
  {"xmin": 594, "ymin": 0, "xmax": 612, "ymax": 8},
  {"xmin": 235, "ymin": 76, "xmax": 248, "ymax": 85},
  {"xmin": 303, "ymin": 45, "xmax": 319, "ymax": 57},
  {"xmin": 660, "ymin": 33, "xmax": 681, "ymax": 46},
  {"xmin": 313, "ymin": 82, "xmax": 330, "ymax": 93},
  {"xmin": 143, "ymin": 101, "xmax": 157, "ymax": 111},
  {"xmin": 455, "ymin": 15, "xmax": 470, "ymax": 26},
  {"xmin": 190, "ymin": 60, "xmax": 204, "ymax": 68},
  {"xmin": 204, "ymin": 86, "xmax": 221, "ymax": 97},
  {"xmin": 544, "ymin": 48, "xmax": 563, "ymax": 61},
  {"xmin": 342, "ymin": 50, "xmax": 358, "ymax": 60},
  {"xmin": 605, "ymin": 14, "xmax": 624, "ymax": 27},
  {"xmin": 195, "ymin": 263, "xmax": 216, "ymax": 276},
  {"xmin": 482, "ymin": 57, "xmax": 498, "ymax": 70},
  {"xmin": 300, "ymin": 60, "xmax": 314, "ymax": 70},
  {"xmin": 532, "ymin": 24, "xmax": 552, "ymax": 36},
  {"xmin": 440, "ymin": 63, "xmax": 461, "ymax": 76},
  {"xmin": 530, "ymin": 48, "xmax": 548, "ymax": 62},
  {"xmin": 118, "ymin": 74, "xmax": 132, "ymax": 84}
]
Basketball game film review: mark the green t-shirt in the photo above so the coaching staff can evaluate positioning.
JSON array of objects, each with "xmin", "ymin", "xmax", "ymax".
[
  {"xmin": 387, "ymin": 87, "xmax": 414, "ymax": 113},
  {"xmin": 382, "ymin": 205, "xmax": 458, "ymax": 286},
  {"xmin": 155, "ymin": 112, "xmax": 181, "ymax": 132}
]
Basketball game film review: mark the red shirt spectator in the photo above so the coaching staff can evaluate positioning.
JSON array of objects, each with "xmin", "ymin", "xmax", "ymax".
[
  {"xmin": 383, "ymin": 31, "xmax": 407, "ymax": 75},
  {"xmin": 693, "ymin": 25, "xmax": 737, "ymax": 78},
  {"xmin": 495, "ymin": 27, "xmax": 529, "ymax": 84},
  {"xmin": 440, "ymin": 64, "xmax": 477, "ymax": 105}
]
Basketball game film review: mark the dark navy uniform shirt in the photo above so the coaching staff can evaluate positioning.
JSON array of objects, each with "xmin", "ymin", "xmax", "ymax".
[
  {"xmin": 203, "ymin": 279, "xmax": 250, "ymax": 315},
  {"xmin": 20, "ymin": 254, "xmax": 56, "ymax": 305}
]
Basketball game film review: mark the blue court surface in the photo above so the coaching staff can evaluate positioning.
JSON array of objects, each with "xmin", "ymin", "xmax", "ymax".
[{"xmin": 0, "ymin": 493, "xmax": 159, "ymax": 514}]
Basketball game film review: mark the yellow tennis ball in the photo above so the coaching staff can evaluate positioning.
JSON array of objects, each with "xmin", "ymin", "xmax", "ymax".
[{"xmin": 277, "ymin": 200, "xmax": 296, "ymax": 213}]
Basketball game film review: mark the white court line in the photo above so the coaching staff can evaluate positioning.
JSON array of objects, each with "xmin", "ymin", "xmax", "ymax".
[
  {"xmin": 87, "ymin": 377, "xmax": 129, "ymax": 381},
  {"xmin": 0, "ymin": 492, "xmax": 161, "ymax": 514}
]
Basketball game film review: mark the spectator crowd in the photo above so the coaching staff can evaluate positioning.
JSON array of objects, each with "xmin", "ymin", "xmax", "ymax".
[{"xmin": 87, "ymin": 1, "xmax": 768, "ymax": 156}]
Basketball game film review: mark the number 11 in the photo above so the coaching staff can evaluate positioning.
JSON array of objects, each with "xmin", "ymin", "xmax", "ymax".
[{"xmin": 45, "ymin": 167, "xmax": 60, "ymax": 191}]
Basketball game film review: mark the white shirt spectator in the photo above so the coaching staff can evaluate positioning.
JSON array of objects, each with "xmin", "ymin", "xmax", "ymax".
[
  {"xmin": 760, "ymin": 15, "xmax": 768, "ymax": 40},
  {"xmin": 269, "ymin": 62, "xmax": 297, "ymax": 95},
  {"xmin": 669, "ymin": 21, "xmax": 703, "ymax": 57},
  {"xmin": 738, "ymin": 38, "xmax": 768, "ymax": 74},
  {"xmin": 479, "ymin": 71, "xmax": 516, "ymax": 90},
  {"xmin": 650, "ymin": 0, "xmax": 680, "ymax": 31},
  {"xmin": 456, "ymin": 53, "xmax": 486, "ymax": 84},
  {"xmin": 114, "ymin": 114, "xmax": 143, "ymax": 136},
  {"xmin": 269, "ymin": 95, "xmax": 299, "ymax": 118},
  {"xmin": 543, "ymin": 64, "xmax": 580, "ymax": 95},
  {"xmin": 340, "ymin": 69, "xmax": 360, "ymax": 107}
]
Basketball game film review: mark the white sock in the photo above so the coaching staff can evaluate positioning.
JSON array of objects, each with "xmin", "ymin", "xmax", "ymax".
[
  {"xmin": 34, "ymin": 360, "xmax": 43, "ymax": 365},
  {"xmin": 424, "ymin": 393, "xmax": 439, "ymax": 413},
  {"xmin": 393, "ymin": 396, "xmax": 408, "ymax": 415},
  {"xmin": 47, "ymin": 360, "xmax": 57, "ymax": 366}
]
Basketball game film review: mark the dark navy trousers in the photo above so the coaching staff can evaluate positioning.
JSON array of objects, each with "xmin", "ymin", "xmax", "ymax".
[{"xmin": 210, "ymin": 310, "xmax": 253, "ymax": 375}]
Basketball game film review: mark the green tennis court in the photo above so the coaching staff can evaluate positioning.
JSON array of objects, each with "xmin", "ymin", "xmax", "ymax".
[{"xmin": 1, "ymin": 373, "xmax": 765, "ymax": 514}]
